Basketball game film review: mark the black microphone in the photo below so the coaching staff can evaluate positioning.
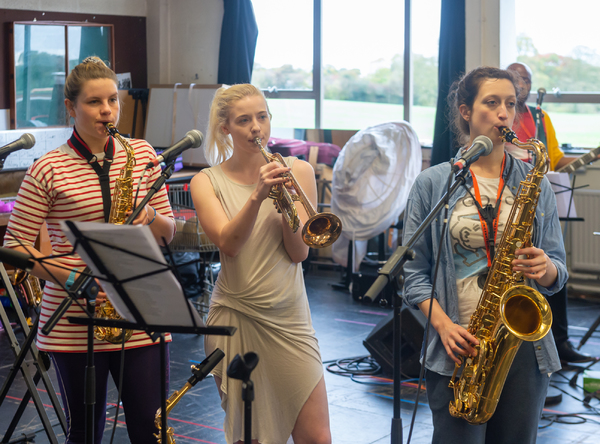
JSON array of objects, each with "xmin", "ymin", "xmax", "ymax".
[
  {"xmin": 536, "ymin": 88, "xmax": 546, "ymax": 108},
  {"xmin": 0, "ymin": 247, "xmax": 35, "ymax": 271},
  {"xmin": 189, "ymin": 348, "xmax": 225, "ymax": 385},
  {"xmin": 145, "ymin": 130, "xmax": 203, "ymax": 169},
  {"xmin": 0, "ymin": 133, "xmax": 36, "ymax": 159},
  {"xmin": 452, "ymin": 135, "xmax": 494, "ymax": 173}
]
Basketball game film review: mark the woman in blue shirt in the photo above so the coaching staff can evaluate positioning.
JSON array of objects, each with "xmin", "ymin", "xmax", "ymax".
[{"xmin": 402, "ymin": 66, "xmax": 567, "ymax": 444}]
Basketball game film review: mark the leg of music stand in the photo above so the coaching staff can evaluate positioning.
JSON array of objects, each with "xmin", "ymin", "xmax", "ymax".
[
  {"xmin": 578, "ymin": 315, "xmax": 600, "ymax": 350},
  {"xmin": 84, "ymin": 300, "xmax": 95, "ymax": 444},
  {"xmin": 331, "ymin": 240, "xmax": 353, "ymax": 291},
  {"xmin": 0, "ymin": 270, "xmax": 61, "ymax": 443},
  {"xmin": 160, "ymin": 334, "xmax": 168, "ymax": 444}
]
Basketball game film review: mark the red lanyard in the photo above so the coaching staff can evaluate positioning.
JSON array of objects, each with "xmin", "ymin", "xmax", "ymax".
[{"xmin": 470, "ymin": 154, "xmax": 506, "ymax": 267}]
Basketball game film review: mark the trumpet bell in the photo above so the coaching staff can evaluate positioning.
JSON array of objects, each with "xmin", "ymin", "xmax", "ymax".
[{"xmin": 302, "ymin": 212, "xmax": 342, "ymax": 248}]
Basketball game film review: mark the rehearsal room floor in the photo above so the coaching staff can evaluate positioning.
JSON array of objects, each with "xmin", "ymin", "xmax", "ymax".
[{"xmin": 1, "ymin": 267, "xmax": 600, "ymax": 444}]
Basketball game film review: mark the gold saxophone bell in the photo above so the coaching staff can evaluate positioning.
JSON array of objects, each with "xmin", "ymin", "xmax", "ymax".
[{"xmin": 254, "ymin": 138, "xmax": 342, "ymax": 248}]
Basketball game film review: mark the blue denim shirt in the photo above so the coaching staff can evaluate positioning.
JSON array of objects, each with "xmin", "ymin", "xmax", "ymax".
[{"xmin": 402, "ymin": 153, "xmax": 567, "ymax": 376}]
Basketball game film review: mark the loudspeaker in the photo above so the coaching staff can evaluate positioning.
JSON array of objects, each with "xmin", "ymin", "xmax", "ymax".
[{"xmin": 363, "ymin": 306, "xmax": 427, "ymax": 378}]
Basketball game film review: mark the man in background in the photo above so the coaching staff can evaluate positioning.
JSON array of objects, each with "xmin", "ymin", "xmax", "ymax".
[{"xmin": 507, "ymin": 62, "xmax": 598, "ymax": 365}]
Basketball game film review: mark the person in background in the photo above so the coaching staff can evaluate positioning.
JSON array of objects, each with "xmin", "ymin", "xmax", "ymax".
[
  {"xmin": 190, "ymin": 84, "xmax": 331, "ymax": 444},
  {"xmin": 507, "ymin": 61, "xmax": 598, "ymax": 365},
  {"xmin": 3, "ymin": 56, "xmax": 176, "ymax": 444},
  {"xmin": 403, "ymin": 66, "xmax": 568, "ymax": 443}
]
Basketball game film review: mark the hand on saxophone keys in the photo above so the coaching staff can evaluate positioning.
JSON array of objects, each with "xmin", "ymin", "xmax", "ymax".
[
  {"xmin": 126, "ymin": 197, "xmax": 154, "ymax": 226},
  {"xmin": 512, "ymin": 246, "xmax": 557, "ymax": 287}
]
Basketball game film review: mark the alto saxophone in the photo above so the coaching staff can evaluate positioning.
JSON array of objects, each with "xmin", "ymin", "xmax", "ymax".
[
  {"xmin": 10, "ymin": 268, "xmax": 43, "ymax": 308},
  {"xmin": 448, "ymin": 127, "xmax": 553, "ymax": 424},
  {"xmin": 93, "ymin": 123, "xmax": 135, "ymax": 343}
]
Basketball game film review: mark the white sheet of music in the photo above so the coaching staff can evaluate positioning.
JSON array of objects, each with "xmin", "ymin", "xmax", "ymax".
[
  {"xmin": 546, "ymin": 171, "xmax": 577, "ymax": 219},
  {"xmin": 60, "ymin": 221, "xmax": 204, "ymax": 328}
]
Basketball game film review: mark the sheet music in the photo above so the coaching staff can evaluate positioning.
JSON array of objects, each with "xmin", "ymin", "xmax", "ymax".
[
  {"xmin": 60, "ymin": 221, "xmax": 204, "ymax": 328},
  {"xmin": 547, "ymin": 171, "xmax": 577, "ymax": 218}
]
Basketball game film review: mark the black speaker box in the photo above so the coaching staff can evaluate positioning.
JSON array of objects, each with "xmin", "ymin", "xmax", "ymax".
[
  {"xmin": 351, "ymin": 264, "xmax": 395, "ymax": 304},
  {"xmin": 363, "ymin": 306, "xmax": 427, "ymax": 378}
]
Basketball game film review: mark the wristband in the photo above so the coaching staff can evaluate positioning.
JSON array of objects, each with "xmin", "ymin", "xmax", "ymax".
[
  {"xmin": 148, "ymin": 206, "xmax": 157, "ymax": 225},
  {"xmin": 65, "ymin": 269, "xmax": 77, "ymax": 290}
]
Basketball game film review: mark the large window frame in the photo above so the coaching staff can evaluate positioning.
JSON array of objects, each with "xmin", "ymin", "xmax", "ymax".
[
  {"xmin": 261, "ymin": 0, "xmax": 414, "ymax": 129},
  {"xmin": 9, "ymin": 21, "xmax": 115, "ymax": 130}
]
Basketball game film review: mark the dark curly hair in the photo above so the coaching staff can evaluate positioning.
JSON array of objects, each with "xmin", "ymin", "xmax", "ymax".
[{"xmin": 447, "ymin": 66, "xmax": 525, "ymax": 147}]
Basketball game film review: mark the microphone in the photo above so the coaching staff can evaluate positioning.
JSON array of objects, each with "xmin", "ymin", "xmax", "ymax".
[
  {"xmin": 189, "ymin": 349, "xmax": 225, "ymax": 385},
  {"xmin": 451, "ymin": 135, "xmax": 494, "ymax": 173},
  {"xmin": 145, "ymin": 130, "xmax": 203, "ymax": 169},
  {"xmin": 0, "ymin": 247, "xmax": 35, "ymax": 271},
  {"xmin": 0, "ymin": 133, "xmax": 36, "ymax": 159},
  {"xmin": 536, "ymin": 88, "xmax": 546, "ymax": 108}
]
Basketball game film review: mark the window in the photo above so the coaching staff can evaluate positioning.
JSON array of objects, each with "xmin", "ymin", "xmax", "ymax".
[
  {"xmin": 515, "ymin": 1, "xmax": 600, "ymax": 148},
  {"xmin": 251, "ymin": 0, "xmax": 441, "ymax": 144},
  {"xmin": 11, "ymin": 22, "xmax": 114, "ymax": 129}
]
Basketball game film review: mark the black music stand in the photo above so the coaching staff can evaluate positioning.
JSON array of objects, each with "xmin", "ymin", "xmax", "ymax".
[
  {"xmin": 547, "ymin": 172, "xmax": 600, "ymax": 350},
  {"xmin": 57, "ymin": 220, "xmax": 236, "ymax": 444},
  {"xmin": 0, "ymin": 263, "xmax": 67, "ymax": 444}
]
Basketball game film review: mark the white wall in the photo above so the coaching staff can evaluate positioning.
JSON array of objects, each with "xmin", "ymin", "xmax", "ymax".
[
  {"xmin": 465, "ymin": 0, "xmax": 516, "ymax": 70},
  {"xmin": 0, "ymin": 0, "xmax": 146, "ymax": 16},
  {"xmin": 146, "ymin": 0, "xmax": 223, "ymax": 85},
  {"xmin": 0, "ymin": 0, "xmax": 223, "ymax": 86}
]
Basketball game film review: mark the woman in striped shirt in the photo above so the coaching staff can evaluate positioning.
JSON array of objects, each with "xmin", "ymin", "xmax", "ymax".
[{"xmin": 3, "ymin": 57, "xmax": 175, "ymax": 444}]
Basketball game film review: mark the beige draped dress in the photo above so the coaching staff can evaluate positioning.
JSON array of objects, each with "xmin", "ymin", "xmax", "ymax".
[{"xmin": 203, "ymin": 158, "xmax": 323, "ymax": 444}]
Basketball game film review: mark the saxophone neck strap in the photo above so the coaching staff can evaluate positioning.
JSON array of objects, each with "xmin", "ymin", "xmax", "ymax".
[
  {"xmin": 68, "ymin": 127, "xmax": 115, "ymax": 222},
  {"xmin": 466, "ymin": 153, "xmax": 511, "ymax": 267}
]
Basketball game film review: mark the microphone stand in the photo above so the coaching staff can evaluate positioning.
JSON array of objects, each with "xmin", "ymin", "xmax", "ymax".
[
  {"xmin": 40, "ymin": 161, "xmax": 177, "ymax": 444},
  {"xmin": 363, "ymin": 167, "xmax": 471, "ymax": 444},
  {"xmin": 533, "ymin": 89, "xmax": 546, "ymax": 166}
]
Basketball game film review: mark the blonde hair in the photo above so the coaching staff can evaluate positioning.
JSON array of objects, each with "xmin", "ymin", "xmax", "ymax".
[
  {"xmin": 64, "ymin": 56, "xmax": 119, "ymax": 103},
  {"xmin": 205, "ymin": 84, "xmax": 271, "ymax": 166}
]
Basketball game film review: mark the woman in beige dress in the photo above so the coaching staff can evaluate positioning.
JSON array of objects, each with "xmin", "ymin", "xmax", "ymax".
[{"xmin": 190, "ymin": 84, "xmax": 331, "ymax": 444}]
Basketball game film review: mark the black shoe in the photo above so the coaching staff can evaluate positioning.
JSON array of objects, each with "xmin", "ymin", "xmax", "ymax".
[
  {"xmin": 556, "ymin": 340, "xmax": 597, "ymax": 364},
  {"xmin": 544, "ymin": 387, "xmax": 562, "ymax": 406}
]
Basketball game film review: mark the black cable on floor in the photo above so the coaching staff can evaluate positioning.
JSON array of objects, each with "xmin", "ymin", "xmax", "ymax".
[{"xmin": 325, "ymin": 355, "xmax": 381, "ymax": 377}]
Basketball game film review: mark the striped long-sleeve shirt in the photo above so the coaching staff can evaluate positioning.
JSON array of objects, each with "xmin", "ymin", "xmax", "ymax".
[{"xmin": 4, "ymin": 136, "xmax": 175, "ymax": 352}]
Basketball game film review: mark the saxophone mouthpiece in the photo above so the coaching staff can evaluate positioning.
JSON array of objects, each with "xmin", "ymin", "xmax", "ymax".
[
  {"xmin": 254, "ymin": 137, "xmax": 262, "ymax": 146},
  {"xmin": 498, "ymin": 126, "xmax": 517, "ymax": 144}
]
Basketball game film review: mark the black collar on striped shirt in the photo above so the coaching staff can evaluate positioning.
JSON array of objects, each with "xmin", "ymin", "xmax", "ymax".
[{"xmin": 67, "ymin": 127, "xmax": 115, "ymax": 222}]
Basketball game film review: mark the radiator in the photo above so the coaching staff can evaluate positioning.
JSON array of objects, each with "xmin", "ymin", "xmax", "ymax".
[{"xmin": 570, "ymin": 189, "xmax": 600, "ymax": 274}]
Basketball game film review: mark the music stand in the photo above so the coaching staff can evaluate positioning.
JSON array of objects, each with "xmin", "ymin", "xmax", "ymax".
[
  {"xmin": 547, "ymin": 172, "xmax": 600, "ymax": 350},
  {"xmin": 59, "ymin": 220, "xmax": 236, "ymax": 444},
  {"xmin": 0, "ymin": 264, "xmax": 67, "ymax": 443}
]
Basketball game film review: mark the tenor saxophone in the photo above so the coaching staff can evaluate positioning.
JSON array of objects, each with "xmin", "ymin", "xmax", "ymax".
[
  {"xmin": 448, "ymin": 127, "xmax": 553, "ymax": 424},
  {"xmin": 93, "ymin": 123, "xmax": 135, "ymax": 343}
]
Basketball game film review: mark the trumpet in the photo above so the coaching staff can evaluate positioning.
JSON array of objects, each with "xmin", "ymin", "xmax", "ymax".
[{"xmin": 254, "ymin": 138, "xmax": 342, "ymax": 249}]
